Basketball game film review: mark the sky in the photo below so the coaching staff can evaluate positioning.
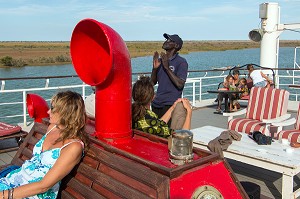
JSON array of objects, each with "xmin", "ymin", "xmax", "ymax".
[{"xmin": 0, "ymin": 0, "xmax": 300, "ymax": 41}]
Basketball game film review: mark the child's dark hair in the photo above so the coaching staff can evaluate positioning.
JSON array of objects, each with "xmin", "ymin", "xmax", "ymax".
[
  {"xmin": 247, "ymin": 64, "xmax": 254, "ymax": 71},
  {"xmin": 240, "ymin": 77, "xmax": 247, "ymax": 84}
]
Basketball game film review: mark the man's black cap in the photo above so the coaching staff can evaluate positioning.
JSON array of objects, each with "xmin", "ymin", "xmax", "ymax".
[{"xmin": 163, "ymin": 33, "xmax": 183, "ymax": 50}]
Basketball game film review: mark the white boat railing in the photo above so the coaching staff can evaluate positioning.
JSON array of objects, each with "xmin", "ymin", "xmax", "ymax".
[
  {"xmin": 293, "ymin": 47, "xmax": 300, "ymax": 85},
  {"xmin": 0, "ymin": 82, "xmax": 90, "ymax": 126},
  {"xmin": 0, "ymin": 73, "xmax": 227, "ymax": 127},
  {"xmin": 2, "ymin": 71, "xmax": 300, "ymax": 127}
]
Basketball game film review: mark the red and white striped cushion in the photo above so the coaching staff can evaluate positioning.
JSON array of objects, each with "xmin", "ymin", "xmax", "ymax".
[
  {"xmin": 228, "ymin": 118, "xmax": 269, "ymax": 135},
  {"xmin": 276, "ymin": 103, "xmax": 300, "ymax": 143},
  {"xmin": 228, "ymin": 87, "xmax": 289, "ymax": 135},
  {"xmin": 0, "ymin": 122, "xmax": 22, "ymax": 136},
  {"xmin": 277, "ymin": 130, "xmax": 300, "ymax": 143},
  {"xmin": 294, "ymin": 103, "xmax": 300, "ymax": 130},
  {"xmin": 246, "ymin": 87, "xmax": 289, "ymax": 121}
]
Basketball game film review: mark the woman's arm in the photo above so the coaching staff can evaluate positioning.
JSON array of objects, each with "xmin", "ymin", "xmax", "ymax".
[
  {"xmin": 218, "ymin": 81, "xmax": 229, "ymax": 90},
  {"xmin": 181, "ymin": 99, "xmax": 192, "ymax": 130},
  {"xmin": 9, "ymin": 142, "xmax": 83, "ymax": 199},
  {"xmin": 260, "ymin": 71, "xmax": 273, "ymax": 83},
  {"xmin": 160, "ymin": 98, "xmax": 182, "ymax": 123}
]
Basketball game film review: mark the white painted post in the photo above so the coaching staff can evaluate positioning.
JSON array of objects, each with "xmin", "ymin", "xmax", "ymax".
[
  {"xmin": 23, "ymin": 91, "xmax": 27, "ymax": 127},
  {"xmin": 259, "ymin": 3, "xmax": 281, "ymax": 77},
  {"xmin": 281, "ymin": 174, "xmax": 294, "ymax": 199},
  {"xmin": 199, "ymin": 78, "xmax": 202, "ymax": 101}
]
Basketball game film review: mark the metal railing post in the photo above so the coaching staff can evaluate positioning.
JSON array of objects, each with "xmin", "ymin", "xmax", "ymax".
[
  {"xmin": 276, "ymin": 75, "xmax": 280, "ymax": 89},
  {"xmin": 1, "ymin": 80, "xmax": 5, "ymax": 90},
  {"xmin": 82, "ymin": 83, "xmax": 86, "ymax": 99},
  {"xmin": 192, "ymin": 82, "xmax": 195, "ymax": 106},
  {"xmin": 23, "ymin": 91, "xmax": 27, "ymax": 127},
  {"xmin": 199, "ymin": 78, "xmax": 202, "ymax": 101},
  {"xmin": 45, "ymin": 79, "xmax": 50, "ymax": 88}
]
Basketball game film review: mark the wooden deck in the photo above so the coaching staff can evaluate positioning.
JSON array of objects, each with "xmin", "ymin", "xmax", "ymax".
[
  {"xmin": 1, "ymin": 99, "xmax": 299, "ymax": 198},
  {"xmin": 0, "ymin": 150, "xmax": 16, "ymax": 166}
]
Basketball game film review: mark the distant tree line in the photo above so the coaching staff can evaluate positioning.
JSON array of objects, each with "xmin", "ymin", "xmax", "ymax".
[
  {"xmin": 0, "ymin": 56, "xmax": 26, "ymax": 67},
  {"xmin": 0, "ymin": 55, "xmax": 71, "ymax": 67}
]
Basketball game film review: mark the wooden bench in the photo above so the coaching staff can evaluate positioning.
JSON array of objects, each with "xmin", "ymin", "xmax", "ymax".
[
  {"xmin": 0, "ymin": 120, "xmax": 248, "ymax": 198},
  {"xmin": 0, "ymin": 121, "xmax": 182, "ymax": 198},
  {"xmin": 0, "ymin": 121, "xmax": 173, "ymax": 198}
]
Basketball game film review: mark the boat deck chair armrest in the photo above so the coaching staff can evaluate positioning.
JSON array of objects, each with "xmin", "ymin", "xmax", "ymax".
[
  {"xmin": 223, "ymin": 108, "xmax": 247, "ymax": 122},
  {"xmin": 261, "ymin": 114, "xmax": 291, "ymax": 136},
  {"xmin": 262, "ymin": 114, "xmax": 291, "ymax": 124},
  {"xmin": 272, "ymin": 117, "xmax": 297, "ymax": 132}
]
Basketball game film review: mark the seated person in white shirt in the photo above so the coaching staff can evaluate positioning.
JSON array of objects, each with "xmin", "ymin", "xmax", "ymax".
[{"xmin": 247, "ymin": 64, "xmax": 273, "ymax": 87}]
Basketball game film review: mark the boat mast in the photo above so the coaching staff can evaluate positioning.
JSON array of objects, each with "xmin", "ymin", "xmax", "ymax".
[{"xmin": 249, "ymin": 2, "xmax": 300, "ymax": 83}]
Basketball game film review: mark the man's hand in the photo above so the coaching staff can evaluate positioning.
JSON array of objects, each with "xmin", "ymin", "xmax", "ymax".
[
  {"xmin": 160, "ymin": 52, "xmax": 169, "ymax": 69},
  {"xmin": 153, "ymin": 51, "xmax": 160, "ymax": 69}
]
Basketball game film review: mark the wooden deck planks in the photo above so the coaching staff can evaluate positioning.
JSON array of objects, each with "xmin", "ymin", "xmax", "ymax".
[{"xmin": 0, "ymin": 151, "xmax": 16, "ymax": 166}]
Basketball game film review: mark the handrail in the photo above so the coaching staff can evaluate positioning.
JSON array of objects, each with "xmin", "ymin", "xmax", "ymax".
[
  {"xmin": 2, "ymin": 68, "xmax": 300, "ymax": 82},
  {"xmin": 293, "ymin": 47, "xmax": 300, "ymax": 85},
  {"xmin": 0, "ymin": 84, "xmax": 89, "ymax": 127},
  {"xmin": 2, "ymin": 67, "xmax": 300, "ymax": 127},
  {"xmin": 0, "ymin": 72, "xmax": 226, "ymax": 126}
]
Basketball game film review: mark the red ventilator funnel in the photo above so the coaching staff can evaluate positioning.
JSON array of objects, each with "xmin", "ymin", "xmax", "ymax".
[
  {"xmin": 26, "ymin": 93, "xmax": 49, "ymax": 123},
  {"xmin": 70, "ymin": 19, "xmax": 132, "ymax": 144}
]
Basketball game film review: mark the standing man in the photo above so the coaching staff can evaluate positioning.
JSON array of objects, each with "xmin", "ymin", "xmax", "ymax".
[{"xmin": 151, "ymin": 33, "xmax": 189, "ymax": 121}]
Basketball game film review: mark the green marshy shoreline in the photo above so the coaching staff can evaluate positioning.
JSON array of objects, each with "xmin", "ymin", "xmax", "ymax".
[{"xmin": 1, "ymin": 40, "xmax": 300, "ymax": 67}]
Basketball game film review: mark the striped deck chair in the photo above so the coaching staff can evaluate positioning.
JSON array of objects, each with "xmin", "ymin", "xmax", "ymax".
[
  {"xmin": 275, "ymin": 103, "xmax": 300, "ymax": 143},
  {"xmin": 224, "ymin": 87, "xmax": 290, "ymax": 136}
]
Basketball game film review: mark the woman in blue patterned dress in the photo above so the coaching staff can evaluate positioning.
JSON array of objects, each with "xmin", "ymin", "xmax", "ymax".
[{"xmin": 0, "ymin": 90, "xmax": 89, "ymax": 199}]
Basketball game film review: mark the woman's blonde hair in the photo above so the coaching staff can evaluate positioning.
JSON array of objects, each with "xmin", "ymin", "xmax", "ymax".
[{"xmin": 51, "ymin": 90, "xmax": 89, "ymax": 150}]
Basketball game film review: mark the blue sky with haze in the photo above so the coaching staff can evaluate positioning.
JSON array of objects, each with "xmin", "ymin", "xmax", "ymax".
[{"xmin": 0, "ymin": 0, "xmax": 299, "ymax": 41}]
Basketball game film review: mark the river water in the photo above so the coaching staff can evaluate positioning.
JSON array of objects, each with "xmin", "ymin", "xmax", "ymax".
[
  {"xmin": 0, "ymin": 47, "xmax": 298, "ymax": 80},
  {"xmin": 0, "ymin": 47, "xmax": 298, "ymax": 124}
]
